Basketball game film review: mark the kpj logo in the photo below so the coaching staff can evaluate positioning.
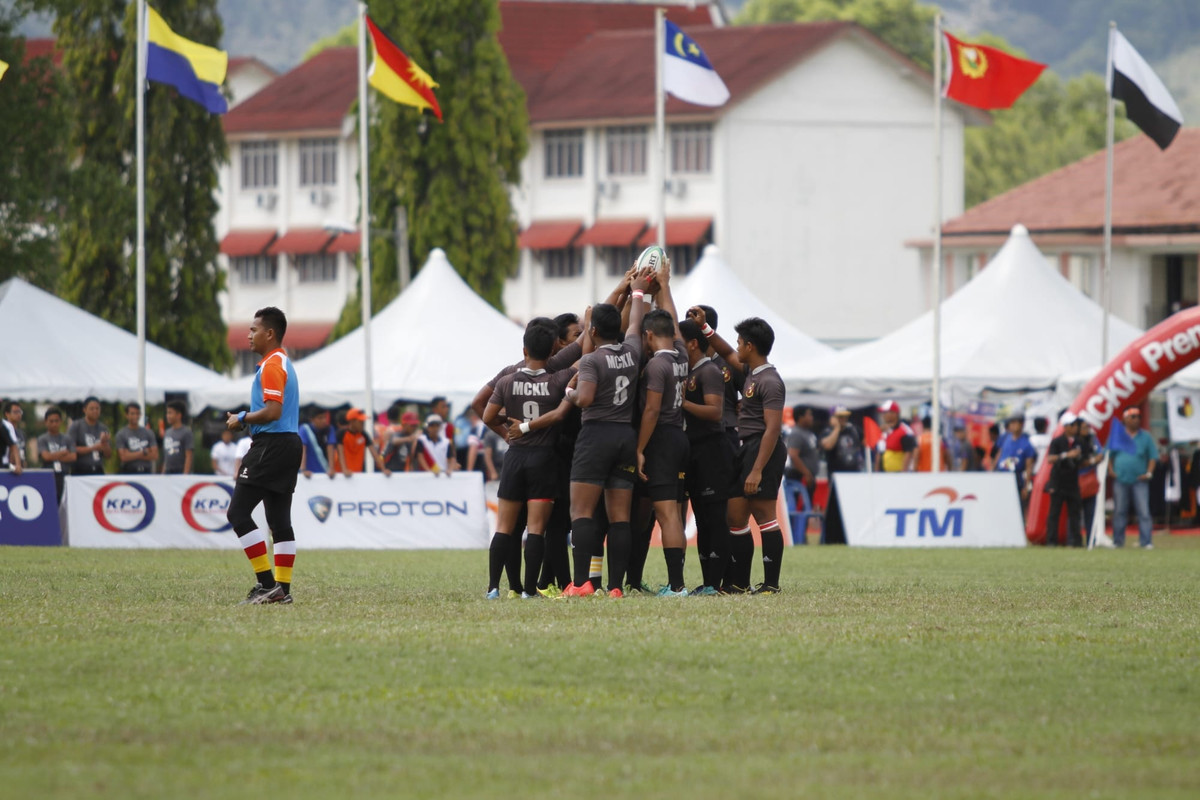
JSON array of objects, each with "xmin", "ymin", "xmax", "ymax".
[
  {"xmin": 181, "ymin": 482, "xmax": 234, "ymax": 532},
  {"xmin": 93, "ymin": 481, "xmax": 157, "ymax": 533}
]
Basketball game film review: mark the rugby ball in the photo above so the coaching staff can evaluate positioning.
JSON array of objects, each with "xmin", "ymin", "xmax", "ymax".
[{"xmin": 636, "ymin": 244, "xmax": 665, "ymax": 273}]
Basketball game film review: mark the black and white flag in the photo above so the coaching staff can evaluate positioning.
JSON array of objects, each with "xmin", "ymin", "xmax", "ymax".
[{"xmin": 1109, "ymin": 29, "xmax": 1183, "ymax": 150}]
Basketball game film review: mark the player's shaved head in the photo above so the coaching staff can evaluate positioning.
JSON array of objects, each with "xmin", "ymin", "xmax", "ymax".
[
  {"xmin": 523, "ymin": 322, "xmax": 556, "ymax": 361},
  {"xmin": 591, "ymin": 303, "xmax": 621, "ymax": 341},
  {"xmin": 642, "ymin": 308, "xmax": 674, "ymax": 339}
]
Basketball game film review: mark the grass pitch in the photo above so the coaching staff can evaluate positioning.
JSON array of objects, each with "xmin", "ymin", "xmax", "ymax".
[{"xmin": 2, "ymin": 538, "xmax": 1199, "ymax": 799}]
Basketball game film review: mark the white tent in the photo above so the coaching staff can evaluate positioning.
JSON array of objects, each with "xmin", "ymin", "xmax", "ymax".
[
  {"xmin": 0, "ymin": 277, "xmax": 227, "ymax": 404},
  {"xmin": 791, "ymin": 225, "xmax": 1144, "ymax": 400},
  {"xmin": 674, "ymin": 245, "xmax": 834, "ymax": 380},
  {"xmin": 192, "ymin": 248, "xmax": 524, "ymax": 412}
]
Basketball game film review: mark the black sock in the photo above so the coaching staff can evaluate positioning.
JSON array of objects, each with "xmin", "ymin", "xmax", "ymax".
[
  {"xmin": 606, "ymin": 521, "xmax": 632, "ymax": 591},
  {"xmin": 664, "ymin": 547, "xmax": 686, "ymax": 591},
  {"xmin": 279, "ymin": 582, "xmax": 290, "ymax": 594},
  {"xmin": 551, "ymin": 527, "xmax": 571, "ymax": 589},
  {"xmin": 728, "ymin": 533, "xmax": 754, "ymax": 589},
  {"xmin": 625, "ymin": 517, "xmax": 653, "ymax": 587},
  {"xmin": 488, "ymin": 532, "xmax": 511, "ymax": 591},
  {"xmin": 571, "ymin": 517, "xmax": 596, "ymax": 587},
  {"xmin": 524, "ymin": 534, "xmax": 546, "ymax": 596},
  {"xmin": 256, "ymin": 569, "xmax": 276, "ymax": 589},
  {"xmin": 760, "ymin": 525, "xmax": 784, "ymax": 588},
  {"xmin": 694, "ymin": 502, "xmax": 726, "ymax": 587},
  {"xmin": 506, "ymin": 533, "xmax": 523, "ymax": 593}
]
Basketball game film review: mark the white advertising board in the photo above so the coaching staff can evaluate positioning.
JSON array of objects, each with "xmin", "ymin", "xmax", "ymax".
[
  {"xmin": 64, "ymin": 473, "xmax": 489, "ymax": 550},
  {"xmin": 832, "ymin": 473, "xmax": 1026, "ymax": 548}
]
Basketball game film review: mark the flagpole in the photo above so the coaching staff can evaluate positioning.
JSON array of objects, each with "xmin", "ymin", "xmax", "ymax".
[
  {"xmin": 655, "ymin": 7, "xmax": 666, "ymax": 251},
  {"xmin": 931, "ymin": 12, "xmax": 944, "ymax": 472},
  {"xmin": 358, "ymin": 2, "xmax": 376, "ymax": 468},
  {"xmin": 1102, "ymin": 20, "xmax": 1116, "ymax": 367},
  {"xmin": 135, "ymin": 0, "xmax": 147, "ymax": 421}
]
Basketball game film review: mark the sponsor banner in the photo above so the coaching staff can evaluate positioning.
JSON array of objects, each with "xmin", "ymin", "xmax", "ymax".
[
  {"xmin": 0, "ymin": 470, "xmax": 62, "ymax": 546},
  {"xmin": 64, "ymin": 473, "xmax": 488, "ymax": 549},
  {"xmin": 1166, "ymin": 386, "xmax": 1200, "ymax": 443},
  {"xmin": 832, "ymin": 473, "xmax": 1026, "ymax": 548}
]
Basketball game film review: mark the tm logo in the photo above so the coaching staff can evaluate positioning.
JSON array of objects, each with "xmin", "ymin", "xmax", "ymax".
[{"xmin": 885, "ymin": 487, "xmax": 977, "ymax": 538}]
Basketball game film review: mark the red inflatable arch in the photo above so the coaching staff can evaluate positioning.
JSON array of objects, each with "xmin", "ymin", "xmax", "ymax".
[{"xmin": 1026, "ymin": 307, "xmax": 1200, "ymax": 542}]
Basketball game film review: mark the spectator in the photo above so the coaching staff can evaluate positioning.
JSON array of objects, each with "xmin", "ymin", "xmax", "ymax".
[
  {"xmin": 948, "ymin": 419, "xmax": 978, "ymax": 471},
  {"xmin": 335, "ymin": 408, "xmax": 391, "ymax": 476},
  {"xmin": 211, "ymin": 428, "xmax": 239, "ymax": 477},
  {"xmin": 299, "ymin": 408, "xmax": 334, "ymax": 478},
  {"xmin": 414, "ymin": 414, "xmax": 455, "ymax": 475},
  {"xmin": 69, "ymin": 396, "xmax": 111, "ymax": 475},
  {"xmin": 383, "ymin": 410, "xmax": 421, "ymax": 472},
  {"xmin": 114, "ymin": 402, "xmax": 158, "ymax": 475},
  {"xmin": 1029, "ymin": 416, "xmax": 1052, "ymax": 472},
  {"xmin": 1108, "ymin": 407, "xmax": 1158, "ymax": 549},
  {"xmin": 784, "ymin": 404, "xmax": 820, "ymax": 543},
  {"xmin": 1077, "ymin": 419, "xmax": 1104, "ymax": 539},
  {"xmin": 161, "ymin": 400, "xmax": 194, "ymax": 475},
  {"xmin": 916, "ymin": 414, "xmax": 950, "ymax": 472},
  {"xmin": 821, "ymin": 406, "xmax": 865, "ymax": 474},
  {"xmin": 985, "ymin": 423, "xmax": 1001, "ymax": 470},
  {"xmin": 875, "ymin": 400, "xmax": 916, "ymax": 473},
  {"xmin": 1, "ymin": 399, "xmax": 23, "ymax": 474},
  {"xmin": 430, "ymin": 396, "xmax": 456, "ymax": 444},
  {"xmin": 462, "ymin": 407, "xmax": 498, "ymax": 480},
  {"xmin": 37, "ymin": 406, "xmax": 75, "ymax": 498},
  {"xmin": 1044, "ymin": 413, "xmax": 1083, "ymax": 547},
  {"xmin": 994, "ymin": 415, "xmax": 1038, "ymax": 506}
]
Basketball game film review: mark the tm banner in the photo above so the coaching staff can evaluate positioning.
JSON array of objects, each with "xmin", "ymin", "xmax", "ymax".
[
  {"xmin": 64, "ymin": 473, "xmax": 489, "ymax": 549},
  {"xmin": 832, "ymin": 473, "xmax": 1026, "ymax": 547}
]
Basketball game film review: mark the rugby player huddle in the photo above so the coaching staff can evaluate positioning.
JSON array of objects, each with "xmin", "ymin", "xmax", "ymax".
[{"xmin": 472, "ymin": 249, "xmax": 787, "ymax": 599}]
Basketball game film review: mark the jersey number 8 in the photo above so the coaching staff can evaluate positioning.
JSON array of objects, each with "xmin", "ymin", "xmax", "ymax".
[{"xmin": 613, "ymin": 375, "xmax": 630, "ymax": 406}]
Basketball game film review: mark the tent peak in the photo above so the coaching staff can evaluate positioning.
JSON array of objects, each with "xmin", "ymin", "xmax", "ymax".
[
  {"xmin": 701, "ymin": 243, "xmax": 720, "ymax": 259},
  {"xmin": 1011, "ymin": 223, "xmax": 1029, "ymax": 237}
]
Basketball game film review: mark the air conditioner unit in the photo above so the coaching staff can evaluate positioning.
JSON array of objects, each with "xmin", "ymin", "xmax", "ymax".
[
  {"xmin": 310, "ymin": 189, "xmax": 334, "ymax": 208},
  {"xmin": 256, "ymin": 192, "xmax": 278, "ymax": 211},
  {"xmin": 598, "ymin": 181, "xmax": 620, "ymax": 200},
  {"xmin": 664, "ymin": 179, "xmax": 687, "ymax": 198}
]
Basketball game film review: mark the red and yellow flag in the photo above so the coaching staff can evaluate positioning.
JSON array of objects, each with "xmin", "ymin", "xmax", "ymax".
[
  {"xmin": 0, "ymin": 58, "xmax": 9, "ymax": 82},
  {"xmin": 366, "ymin": 15, "xmax": 442, "ymax": 121},
  {"xmin": 943, "ymin": 32, "xmax": 1045, "ymax": 110}
]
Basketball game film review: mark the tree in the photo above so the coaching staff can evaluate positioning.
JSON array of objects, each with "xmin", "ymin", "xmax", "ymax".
[
  {"xmin": 303, "ymin": 22, "xmax": 354, "ymax": 61},
  {"xmin": 331, "ymin": 0, "xmax": 528, "ymax": 339},
  {"xmin": 0, "ymin": 6, "xmax": 68, "ymax": 287},
  {"xmin": 29, "ymin": 0, "xmax": 231, "ymax": 370}
]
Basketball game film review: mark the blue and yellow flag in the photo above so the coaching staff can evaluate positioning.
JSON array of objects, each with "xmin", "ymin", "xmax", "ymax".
[{"xmin": 146, "ymin": 6, "xmax": 228, "ymax": 113}]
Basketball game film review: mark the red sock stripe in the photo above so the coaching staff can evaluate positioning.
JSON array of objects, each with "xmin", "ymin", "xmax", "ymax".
[
  {"xmin": 730, "ymin": 525, "xmax": 752, "ymax": 536},
  {"xmin": 274, "ymin": 553, "xmax": 296, "ymax": 568},
  {"xmin": 243, "ymin": 541, "xmax": 268, "ymax": 560},
  {"xmin": 759, "ymin": 521, "xmax": 781, "ymax": 533}
]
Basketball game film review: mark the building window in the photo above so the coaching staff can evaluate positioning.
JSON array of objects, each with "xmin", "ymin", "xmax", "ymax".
[
  {"xmin": 240, "ymin": 141, "xmax": 278, "ymax": 189},
  {"xmin": 606, "ymin": 126, "xmax": 647, "ymax": 176},
  {"xmin": 231, "ymin": 255, "xmax": 277, "ymax": 285},
  {"xmin": 235, "ymin": 350, "xmax": 259, "ymax": 377},
  {"xmin": 670, "ymin": 123, "xmax": 712, "ymax": 174},
  {"xmin": 296, "ymin": 253, "xmax": 338, "ymax": 283},
  {"xmin": 668, "ymin": 244, "xmax": 704, "ymax": 276},
  {"xmin": 541, "ymin": 249, "xmax": 583, "ymax": 279},
  {"xmin": 605, "ymin": 245, "xmax": 639, "ymax": 277},
  {"xmin": 544, "ymin": 129, "xmax": 584, "ymax": 178},
  {"xmin": 299, "ymin": 138, "xmax": 338, "ymax": 187}
]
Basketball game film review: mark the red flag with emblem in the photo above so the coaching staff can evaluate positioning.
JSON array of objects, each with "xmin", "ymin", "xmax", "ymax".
[{"xmin": 942, "ymin": 32, "xmax": 1045, "ymax": 110}]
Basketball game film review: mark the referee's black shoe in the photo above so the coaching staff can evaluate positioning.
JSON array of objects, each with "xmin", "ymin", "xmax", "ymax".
[
  {"xmin": 240, "ymin": 583, "xmax": 290, "ymax": 605},
  {"xmin": 750, "ymin": 583, "xmax": 780, "ymax": 595}
]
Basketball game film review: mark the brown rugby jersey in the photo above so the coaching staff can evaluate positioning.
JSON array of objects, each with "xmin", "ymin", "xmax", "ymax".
[
  {"xmin": 737, "ymin": 363, "xmax": 785, "ymax": 439},
  {"xmin": 577, "ymin": 331, "xmax": 641, "ymax": 424},
  {"xmin": 711, "ymin": 353, "xmax": 745, "ymax": 431},
  {"xmin": 490, "ymin": 367, "xmax": 576, "ymax": 448},
  {"xmin": 638, "ymin": 341, "xmax": 688, "ymax": 429},
  {"xmin": 486, "ymin": 338, "xmax": 582, "ymax": 391},
  {"xmin": 683, "ymin": 356, "xmax": 726, "ymax": 443}
]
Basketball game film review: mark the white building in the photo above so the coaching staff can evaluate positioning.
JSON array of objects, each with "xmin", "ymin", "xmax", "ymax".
[{"xmin": 214, "ymin": 2, "xmax": 975, "ymax": 373}]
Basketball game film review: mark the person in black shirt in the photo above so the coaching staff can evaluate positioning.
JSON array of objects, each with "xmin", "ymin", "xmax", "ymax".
[{"xmin": 1044, "ymin": 413, "xmax": 1083, "ymax": 547}]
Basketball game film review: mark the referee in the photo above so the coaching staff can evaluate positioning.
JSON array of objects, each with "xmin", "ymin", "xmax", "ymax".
[{"xmin": 226, "ymin": 307, "xmax": 303, "ymax": 605}]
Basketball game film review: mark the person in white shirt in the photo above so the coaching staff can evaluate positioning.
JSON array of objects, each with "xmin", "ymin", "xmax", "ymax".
[
  {"xmin": 211, "ymin": 428, "xmax": 240, "ymax": 476},
  {"xmin": 1029, "ymin": 416, "xmax": 1052, "ymax": 473}
]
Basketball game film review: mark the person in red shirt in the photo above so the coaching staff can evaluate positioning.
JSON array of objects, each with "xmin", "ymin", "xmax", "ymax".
[{"xmin": 875, "ymin": 401, "xmax": 916, "ymax": 473}]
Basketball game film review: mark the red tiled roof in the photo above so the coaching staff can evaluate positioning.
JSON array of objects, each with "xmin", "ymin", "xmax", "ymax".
[
  {"xmin": 576, "ymin": 218, "xmax": 648, "ymax": 247},
  {"xmin": 528, "ymin": 22, "xmax": 851, "ymax": 123},
  {"xmin": 944, "ymin": 130, "xmax": 1200, "ymax": 237},
  {"xmin": 637, "ymin": 217, "xmax": 712, "ymax": 248},
  {"xmin": 228, "ymin": 57, "xmax": 278, "ymax": 78},
  {"xmin": 518, "ymin": 220, "xmax": 583, "ymax": 250},
  {"xmin": 223, "ymin": 47, "xmax": 357, "ymax": 134},
  {"xmin": 498, "ymin": 1, "xmax": 716, "ymax": 98},
  {"xmin": 228, "ymin": 321, "xmax": 333, "ymax": 352},
  {"xmin": 220, "ymin": 229, "xmax": 277, "ymax": 257},
  {"xmin": 326, "ymin": 231, "xmax": 362, "ymax": 253},
  {"xmin": 22, "ymin": 38, "xmax": 63, "ymax": 67},
  {"xmin": 268, "ymin": 228, "xmax": 334, "ymax": 255}
]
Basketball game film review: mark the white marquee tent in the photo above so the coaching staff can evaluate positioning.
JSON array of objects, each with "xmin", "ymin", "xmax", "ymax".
[
  {"xmin": 674, "ymin": 245, "xmax": 834, "ymax": 379},
  {"xmin": 790, "ymin": 225, "xmax": 1144, "ymax": 400},
  {"xmin": 192, "ymin": 249, "xmax": 524, "ymax": 412},
  {"xmin": 0, "ymin": 277, "xmax": 227, "ymax": 404}
]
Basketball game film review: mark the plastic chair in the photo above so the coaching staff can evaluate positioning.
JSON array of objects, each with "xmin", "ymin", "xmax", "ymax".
[{"xmin": 791, "ymin": 483, "xmax": 826, "ymax": 545}]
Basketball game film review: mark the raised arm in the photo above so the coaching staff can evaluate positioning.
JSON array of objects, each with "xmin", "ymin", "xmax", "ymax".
[
  {"xmin": 655, "ymin": 257, "xmax": 682, "ymax": 338},
  {"xmin": 687, "ymin": 305, "xmax": 742, "ymax": 372}
]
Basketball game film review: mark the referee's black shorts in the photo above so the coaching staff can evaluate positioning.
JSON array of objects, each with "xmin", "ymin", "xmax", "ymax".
[
  {"xmin": 685, "ymin": 432, "xmax": 735, "ymax": 506},
  {"xmin": 237, "ymin": 432, "xmax": 303, "ymax": 494},
  {"xmin": 497, "ymin": 445, "xmax": 559, "ymax": 502},
  {"xmin": 571, "ymin": 421, "xmax": 636, "ymax": 490},
  {"xmin": 729, "ymin": 434, "xmax": 786, "ymax": 501},
  {"xmin": 641, "ymin": 424, "xmax": 689, "ymax": 502}
]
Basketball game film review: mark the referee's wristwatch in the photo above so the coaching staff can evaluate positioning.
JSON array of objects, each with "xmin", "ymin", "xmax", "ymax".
[{"xmin": 237, "ymin": 411, "xmax": 247, "ymax": 426}]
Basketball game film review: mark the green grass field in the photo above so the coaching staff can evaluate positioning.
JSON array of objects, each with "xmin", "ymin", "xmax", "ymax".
[{"xmin": 2, "ymin": 538, "xmax": 1199, "ymax": 799}]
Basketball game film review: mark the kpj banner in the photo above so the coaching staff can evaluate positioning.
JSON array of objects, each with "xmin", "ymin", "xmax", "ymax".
[
  {"xmin": 64, "ymin": 473, "xmax": 489, "ymax": 549},
  {"xmin": 832, "ymin": 473, "xmax": 1026, "ymax": 547},
  {"xmin": 0, "ymin": 470, "xmax": 61, "ymax": 546}
]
